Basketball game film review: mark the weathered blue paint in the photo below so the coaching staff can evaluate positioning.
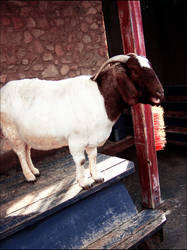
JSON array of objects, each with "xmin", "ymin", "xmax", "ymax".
[
  {"xmin": 0, "ymin": 154, "xmax": 135, "ymax": 241},
  {"xmin": 0, "ymin": 183, "xmax": 137, "ymax": 249}
]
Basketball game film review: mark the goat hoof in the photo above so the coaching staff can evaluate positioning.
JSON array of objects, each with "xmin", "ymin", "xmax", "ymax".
[
  {"xmin": 31, "ymin": 179, "xmax": 37, "ymax": 184},
  {"xmin": 94, "ymin": 177, "xmax": 104, "ymax": 184},
  {"xmin": 32, "ymin": 168, "xmax": 40, "ymax": 176},
  {"xmin": 83, "ymin": 182, "xmax": 94, "ymax": 190},
  {"xmin": 79, "ymin": 178, "xmax": 94, "ymax": 190},
  {"xmin": 92, "ymin": 173, "xmax": 105, "ymax": 184},
  {"xmin": 35, "ymin": 172, "xmax": 40, "ymax": 177},
  {"xmin": 26, "ymin": 174, "xmax": 36, "ymax": 182},
  {"xmin": 28, "ymin": 179, "xmax": 37, "ymax": 183}
]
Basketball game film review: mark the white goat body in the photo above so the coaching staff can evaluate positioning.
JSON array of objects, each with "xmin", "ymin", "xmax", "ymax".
[
  {"xmin": 1, "ymin": 77, "xmax": 113, "ymax": 150},
  {"xmin": 0, "ymin": 76, "xmax": 113, "ymax": 188}
]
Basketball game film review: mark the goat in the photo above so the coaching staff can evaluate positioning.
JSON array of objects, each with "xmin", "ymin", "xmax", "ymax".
[{"xmin": 0, "ymin": 54, "xmax": 164, "ymax": 189}]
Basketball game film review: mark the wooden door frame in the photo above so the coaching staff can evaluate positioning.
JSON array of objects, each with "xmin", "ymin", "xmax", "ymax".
[{"xmin": 102, "ymin": 0, "xmax": 161, "ymax": 209}]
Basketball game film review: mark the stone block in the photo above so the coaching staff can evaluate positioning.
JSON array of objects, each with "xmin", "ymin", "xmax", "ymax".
[
  {"xmin": 27, "ymin": 17, "xmax": 36, "ymax": 27},
  {"xmin": 42, "ymin": 64, "xmax": 59, "ymax": 78},
  {"xmin": 12, "ymin": 17, "xmax": 24, "ymax": 29},
  {"xmin": 60, "ymin": 65, "xmax": 70, "ymax": 76},
  {"xmin": 8, "ymin": 31, "xmax": 22, "ymax": 45},
  {"xmin": 33, "ymin": 64, "xmax": 44, "ymax": 71},
  {"xmin": 1, "ymin": 17, "xmax": 11, "ymax": 26},
  {"xmin": 32, "ymin": 29, "xmax": 45, "ymax": 38},
  {"xmin": 80, "ymin": 23, "xmax": 88, "ymax": 33},
  {"xmin": 76, "ymin": 42, "xmax": 84, "ymax": 53},
  {"xmin": 34, "ymin": 40, "xmax": 44, "ymax": 53},
  {"xmin": 90, "ymin": 23, "xmax": 98, "ymax": 30},
  {"xmin": 81, "ymin": 1, "xmax": 91, "ymax": 8},
  {"xmin": 46, "ymin": 44, "xmax": 54, "ymax": 51},
  {"xmin": 0, "ymin": 30, "xmax": 7, "ymax": 45},
  {"xmin": 22, "ymin": 59, "xmax": 29, "ymax": 65},
  {"xmin": 55, "ymin": 44, "xmax": 64, "ymax": 57},
  {"xmin": 55, "ymin": 19, "xmax": 64, "ymax": 26},
  {"xmin": 87, "ymin": 7, "xmax": 97, "ymax": 15},
  {"xmin": 83, "ymin": 34, "xmax": 91, "ymax": 44},
  {"xmin": 85, "ymin": 16, "xmax": 93, "ymax": 24},
  {"xmin": 43, "ymin": 53, "xmax": 53, "ymax": 61},
  {"xmin": 20, "ymin": 7, "xmax": 32, "ymax": 17},
  {"xmin": 0, "ymin": 74, "xmax": 7, "ymax": 83},
  {"xmin": 19, "ymin": 73, "xmax": 26, "ymax": 79},
  {"xmin": 38, "ymin": 18, "xmax": 49, "ymax": 29},
  {"xmin": 17, "ymin": 48, "xmax": 26, "ymax": 59},
  {"xmin": 24, "ymin": 31, "xmax": 33, "ymax": 43}
]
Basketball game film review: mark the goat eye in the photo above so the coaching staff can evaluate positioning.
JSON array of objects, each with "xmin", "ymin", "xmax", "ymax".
[{"xmin": 131, "ymin": 70, "xmax": 139, "ymax": 78}]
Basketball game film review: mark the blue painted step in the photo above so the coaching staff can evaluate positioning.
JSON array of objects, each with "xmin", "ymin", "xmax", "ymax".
[
  {"xmin": 0, "ymin": 183, "xmax": 138, "ymax": 249},
  {"xmin": 0, "ymin": 154, "xmax": 135, "ymax": 241}
]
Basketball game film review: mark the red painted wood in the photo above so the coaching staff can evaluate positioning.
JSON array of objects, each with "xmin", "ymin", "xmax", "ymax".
[{"xmin": 117, "ymin": 0, "xmax": 161, "ymax": 208}]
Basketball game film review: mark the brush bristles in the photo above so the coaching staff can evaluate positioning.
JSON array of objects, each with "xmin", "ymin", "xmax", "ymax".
[{"xmin": 152, "ymin": 106, "xmax": 166, "ymax": 151}]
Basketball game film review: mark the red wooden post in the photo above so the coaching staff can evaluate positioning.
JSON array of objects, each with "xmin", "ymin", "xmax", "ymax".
[{"xmin": 117, "ymin": 0, "xmax": 161, "ymax": 208}]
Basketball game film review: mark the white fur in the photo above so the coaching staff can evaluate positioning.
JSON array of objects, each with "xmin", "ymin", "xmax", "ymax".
[
  {"xmin": 136, "ymin": 55, "xmax": 150, "ymax": 68},
  {"xmin": 0, "ymin": 76, "xmax": 113, "ymax": 188}
]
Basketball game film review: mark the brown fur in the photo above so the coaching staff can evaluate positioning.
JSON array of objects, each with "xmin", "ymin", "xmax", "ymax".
[
  {"xmin": 96, "ymin": 64, "xmax": 137, "ymax": 121},
  {"xmin": 126, "ymin": 55, "xmax": 164, "ymax": 103},
  {"xmin": 95, "ymin": 56, "xmax": 164, "ymax": 122}
]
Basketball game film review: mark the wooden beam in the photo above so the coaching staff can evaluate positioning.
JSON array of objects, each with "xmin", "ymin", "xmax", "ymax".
[
  {"xmin": 87, "ymin": 209, "xmax": 166, "ymax": 249},
  {"xmin": 99, "ymin": 136, "xmax": 134, "ymax": 156},
  {"xmin": 117, "ymin": 0, "xmax": 161, "ymax": 208},
  {"xmin": 102, "ymin": 0, "xmax": 124, "ymax": 57}
]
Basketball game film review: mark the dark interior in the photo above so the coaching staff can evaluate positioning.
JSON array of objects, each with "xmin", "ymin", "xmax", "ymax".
[{"xmin": 141, "ymin": 0, "xmax": 187, "ymax": 85}]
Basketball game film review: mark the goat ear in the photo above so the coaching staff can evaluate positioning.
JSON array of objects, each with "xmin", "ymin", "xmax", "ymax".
[{"xmin": 116, "ymin": 71, "xmax": 138, "ymax": 106}]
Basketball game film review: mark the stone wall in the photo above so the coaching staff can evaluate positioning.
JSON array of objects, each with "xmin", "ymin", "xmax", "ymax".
[
  {"xmin": 0, "ymin": 0, "xmax": 108, "ymax": 156},
  {"xmin": 0, "ymin": 0, "xmax": 108, "ymax": 86}
]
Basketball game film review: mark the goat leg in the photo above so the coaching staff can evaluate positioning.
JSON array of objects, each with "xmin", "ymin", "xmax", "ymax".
[
  {"xmin": 26, "ymin": 145, "xmax": 40, "ymax": 177},
  {"xmin": 86, "ymin": 147, "xmax": 104, "ymax": 183},
  {"xmin": 69, "ymin": 140, "xmax": 94, "ymax": 189}
]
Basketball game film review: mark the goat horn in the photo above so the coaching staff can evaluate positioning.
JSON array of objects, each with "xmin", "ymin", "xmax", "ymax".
[
  {"xmin": 92, "ymin": 54, "xmax": 130, "ymax": 81},
  {"xmin": 127, "ymin": 53, "xmax": 137, "ymax": 57}
]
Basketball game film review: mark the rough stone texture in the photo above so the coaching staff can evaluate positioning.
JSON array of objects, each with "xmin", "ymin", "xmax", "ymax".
[
  {"xmin": 22, "ymin": 59, "xmax": 29, "ymax": 65},
  {"xmin": 26, "ymin": 17, "xmax": 36, "ymax": 27},
  {"xmin": 60, "ymin": 65, "xmax": 70, "ymax": 76},
  {"xmin": 83, "ymin": 34, "xmax": 92, "ymax": 44},
  {"xmin": 0, "ymin": 74, "xmax": 7, "ymax": 83},
  {"xmin": 24, "ymin": 31, "xmax": 33, "ymax": 43},
  {"xmin": 32, "ymin": 29, "xmax": 45, "ymax": 38},
  {"xmin": 33, "ymin": 64, "xmax": 44, "ymax": 71},
  {"xmin": 33, "ymin": 40, "xmax": 44, "ymax": 53},
  {"xmin": 55, "ymin": 44, "xmax": 64, "ymax": 57},
  {"xmin": 43, "ymin": 53, "xmax": 53, "ymax": 61},
  {"xmin": 42, "ymin": 64, "xmax": 59, "ymax": 78},
  {"xmin": 0, "ymin": 1, "xmax": 108, "ymax": 154},
  {"xmin": 0, "ymin": 1, "xmax": 108, "ymax": 85}
]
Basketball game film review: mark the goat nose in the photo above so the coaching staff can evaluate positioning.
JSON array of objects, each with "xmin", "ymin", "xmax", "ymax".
[{"xmin": 156, "ymin": 90, "xmax": 164, "ymax": 101}]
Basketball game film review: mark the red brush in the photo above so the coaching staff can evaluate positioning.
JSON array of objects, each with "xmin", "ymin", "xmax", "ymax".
[{"xmin": 152, "ymin": 106, "xmax": 166, "ymax": 151}]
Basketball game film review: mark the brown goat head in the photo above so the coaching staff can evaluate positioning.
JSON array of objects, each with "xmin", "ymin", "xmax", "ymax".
[
  {"xmin": 92, "ymin": 54, "xmax": 164, "ymax": 107},
  {"xmin": 126, "ymin": 53, "xmax": 164, "ymax": 105}
]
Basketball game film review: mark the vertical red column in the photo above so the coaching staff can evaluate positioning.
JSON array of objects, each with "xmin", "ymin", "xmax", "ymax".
[{"xmin": 117, "ymin": 1, "xmax": 161, "ymax": 208}]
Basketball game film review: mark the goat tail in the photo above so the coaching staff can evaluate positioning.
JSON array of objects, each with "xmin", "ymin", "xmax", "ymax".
[{"xmin": 0, "ymin": 113, "xmax": 12, "ymax": 153}]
